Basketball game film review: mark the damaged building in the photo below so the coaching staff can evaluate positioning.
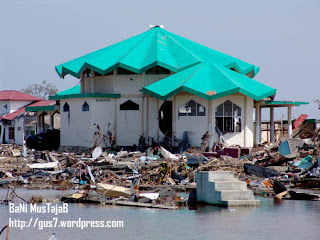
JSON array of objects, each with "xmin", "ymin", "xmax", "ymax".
[
  {"xmin": 36, "ymin": 26, "xmax": 301, "ymax": 149},
  {"xmin": 0, "ymin": 90, "xmax": 57, "ymax": 145}
]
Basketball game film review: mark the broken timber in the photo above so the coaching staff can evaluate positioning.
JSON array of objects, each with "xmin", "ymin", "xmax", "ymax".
[
  {"xmin": 103, "ymin": 200, "xmax": 178, "ymax": 210},
  {"xmin": 244, "ymin": 163, "xmax": 280, "ymax": 178}
]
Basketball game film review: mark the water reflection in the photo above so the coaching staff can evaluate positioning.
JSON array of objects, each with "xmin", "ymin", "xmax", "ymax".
[
  {"xmin": 0, "ymin": 189, "xmax": 320, "ymax": 240},
  {"xmin": 188, "ymin": 204, "xmax": 257, "ymax": 215}
]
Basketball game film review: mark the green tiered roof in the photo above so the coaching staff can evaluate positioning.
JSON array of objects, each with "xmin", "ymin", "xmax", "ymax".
[
  {"xmin": 56, "ymin": 27, "xmax": 259, "ymax": 78},
  {"xmin": 56, "ymin": 27, "xmax": 275, "ymax": 100}
]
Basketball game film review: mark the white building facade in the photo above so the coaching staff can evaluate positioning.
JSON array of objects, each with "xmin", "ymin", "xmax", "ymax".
[
  {"xmin": 0, "ymin": 91, "xmax": 42, "ymax": 145},
  {"xmin": 52, "ymin": 27, "xmax": 276, "ymax": 149},
  {"xmin": 53, "ymin": 69, "xmax": 254, "ymax": 149}
]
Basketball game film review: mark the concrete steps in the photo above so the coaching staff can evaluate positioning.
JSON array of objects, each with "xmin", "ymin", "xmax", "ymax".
[
  {"xmin": 196, "ymin": 171, "xmax": 260, "ymax": 206},
  {"xmin": 214, "ymin": 181, "xmax": 248, "ymax": 191},
  {"xmin": 208, "ymin": 171, "xmax": 235, "ymax": 181},
  {"xmin": 220, "ymin": 190, "xmax": 255, "ymax": 201}
]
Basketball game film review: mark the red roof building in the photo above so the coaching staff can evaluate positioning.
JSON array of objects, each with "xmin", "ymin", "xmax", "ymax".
[
  {"xmin": 0, "ymin": 100, "xmax": 55, "ymax": 121},
  {"xmin": 0, "ymin": 90, "xmax": 57, "ymax": 145},
  {"xmin": 0, "ymin": 90, "xmax": 42, "ymax": 101}
]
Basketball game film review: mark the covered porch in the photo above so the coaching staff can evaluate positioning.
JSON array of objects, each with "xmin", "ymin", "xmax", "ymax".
[
  {"xmin": 254, "ymin": 100, "xmax": 309, "ymax": 144},
  {"xmin": 25, "ymin": 103, "xmax": 60, "ymax": 134},
  {"xmin": 143, "ymin": 62, "xmax": 277, "ymax": 147}
]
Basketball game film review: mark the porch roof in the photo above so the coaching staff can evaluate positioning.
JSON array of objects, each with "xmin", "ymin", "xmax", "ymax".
[
  {"xmin": 25, "ymin": 105, "xmax": 56, "ymax": 112},
  {"xmin": 56, "ymin": 84, "xmax": 80, "ymax": 96},
  {"xmin": 142, "ymin": 62, "xmax": 276, "ymax": 101},
  {"xmin": 259, "ymin": 100, "xmax": 309, "ymax": 108}
]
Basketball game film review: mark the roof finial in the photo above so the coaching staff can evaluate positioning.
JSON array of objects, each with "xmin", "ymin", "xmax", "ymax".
[{"xmin": 149, "ymin": 25, "xmax": 164, "ymax": 30}]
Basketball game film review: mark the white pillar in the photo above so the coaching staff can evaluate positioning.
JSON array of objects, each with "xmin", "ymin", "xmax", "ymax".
[
  {"xmin": 287, "ymin": 106, "xmax": 292, "ymax": 138},
  {"xmin": 142, "ymin": 95, "xmax": 145, "ymax": 136},
  {"xmin": 208, "ymin": 100, "xmax": 212, "ymax": 132},
  {"xmin": 38, "ymin": 113, "xmax": 44, "ymax": 133},
  {"xmin": 114, "ymin": 99, "xmax": 117, "ymax": 146},
  {"xmin": 80, "ymin": 72, "xmax": 84, "ymax": 94},
  {"xmin": 255, "ymin": 102, "xmax": 261, "ymax": 144},
  {"xmin": 90, "ymin": 70, "xmax": 95, "ymax": 93},
  {"xmin": 42, "ymin": 113, "xmax": 46, "ymax": 133},
  {"xmin": 243, "ymin": 96, "xmax": 248, "ymax": 147},
  {"xmin": 36, "ymin": 114, "xmax": 40, "ymax": 133},
  {"xmin": 270, "ymin": 106, "xmax": 275, "ymax": 142},
  {"xmin": 49, "ymin": 112, "xmax": 54, "ymax": 129},
  {"xmin": 0, "ymin": 122, "xmax": 4, "ymax": 144},
  {"xmin": 208, "ymin": 100, "xmax": 213, "ymax": 149},
  {"xmin": 173, "ymin": 95, "xmax": 176, "ymax": 138},
  {"xmin": 142, "ymin": 73, "xmax": 146, "ymax": 137},
  {"xmin": 146, "ymin": 97, "xmax": 149, "ymax": 137},
  {"xmin": 157, "ymin": 98, "xmax": 160, "ymax": 143}
]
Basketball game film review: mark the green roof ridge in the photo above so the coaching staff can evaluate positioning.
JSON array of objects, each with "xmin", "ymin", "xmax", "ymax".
[{"xmin": 56, "ymin": 27, "xmax": 259, "ymax": 79}]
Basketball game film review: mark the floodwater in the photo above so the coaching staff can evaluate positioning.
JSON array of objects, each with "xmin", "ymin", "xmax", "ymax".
[{"xmin": 0, "ymin": 188, "xmax": 320, "ymax": 240}]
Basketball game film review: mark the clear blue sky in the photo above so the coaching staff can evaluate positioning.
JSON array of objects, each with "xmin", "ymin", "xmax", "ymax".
[{"xmin": 0, "ymin": 0, "xmax": 319, "ymax": 120}]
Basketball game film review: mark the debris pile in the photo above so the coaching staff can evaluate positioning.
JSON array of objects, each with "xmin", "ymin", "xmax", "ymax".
[
  {"xmin": 243, "ymin": 128, "xmax": 320, "ymax": 198},
  {"xmin": 0, "ymin": 137, "xmax": 252, "ymax": 208},
  {"xmin": 2, "ymin": 128, "xmax": 320, "ymax": 207}
]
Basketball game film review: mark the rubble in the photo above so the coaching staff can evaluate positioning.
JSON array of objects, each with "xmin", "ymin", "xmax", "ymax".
[
  {"xmin": 2, "ymin": 127, "xmax": 320, "ymax": 208},
  {"xmin": 273, "ymin": 180, "xmax": 320, "ymax": 201},
  {"xmin": 242, "ymin": 128, "xmax": 320, "ymax": 200}
]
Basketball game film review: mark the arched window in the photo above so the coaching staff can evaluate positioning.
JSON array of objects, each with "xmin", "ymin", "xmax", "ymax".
[
  {"xmin": 82, "ymin": 102, "xmax": 89, "ymax": 111},
  {"xmin": 215, "ymin": 100, "xmax": 241, "ymax": 132},
  {"xmin": 63, "ymin": 102, "xmax": 70, "ymax": 112},
  {"xmin": 178, "ymin": 100, "xmax": 206, "ymax": 117},
  {"xmin": 120, "ymin": 100, "xmax": 139, "ymax": 110}
]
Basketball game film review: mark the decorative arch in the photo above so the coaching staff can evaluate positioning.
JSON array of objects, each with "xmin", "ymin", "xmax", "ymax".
[
  {"xmin": 63, "ymin": 102, "xmax": 70, "ymax": 112},
  {"xmin": 82, "ymin": 101, "xmax": 89, "ymax": 111},
  {"xmin": 178, "ymin": 100, "xmax": 206, "ymax": 117},
  {"xmin": 215, "ymin": 100, "xmax": 241, "ymax": 132},
  {"xmin": 120, "ymin": 100, "xmax": 139, "ymax": 111}
]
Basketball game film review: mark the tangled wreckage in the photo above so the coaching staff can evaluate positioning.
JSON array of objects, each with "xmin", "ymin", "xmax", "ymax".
[{"xmin": 1, "ymin": 128, "xmax": 320, "ymax": 209}]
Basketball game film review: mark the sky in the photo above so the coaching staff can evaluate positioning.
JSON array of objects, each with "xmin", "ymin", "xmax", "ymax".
[{"xmin": 0, "ymin": 0, "xmax": 319, "ymax": 120}]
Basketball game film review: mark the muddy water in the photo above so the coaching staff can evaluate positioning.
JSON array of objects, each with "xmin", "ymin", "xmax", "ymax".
[{"xmin": 0, "ymin": 188, "xmax": 320, "ymax": 240}]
